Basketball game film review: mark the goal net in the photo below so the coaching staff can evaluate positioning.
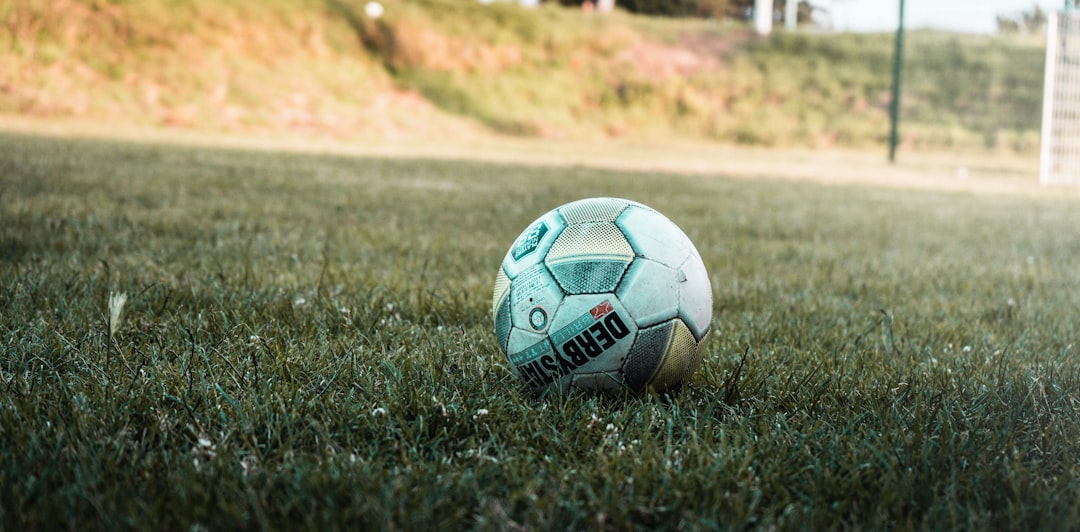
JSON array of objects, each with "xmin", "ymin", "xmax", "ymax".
[{"xmin": 1041, "ymin": 9, "xmax": 1080, "ymax": 185}]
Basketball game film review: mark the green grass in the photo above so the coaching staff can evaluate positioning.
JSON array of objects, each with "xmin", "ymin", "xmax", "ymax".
[{"xmin": 1, "ymin": 133, "xmax": 1079, "ymax": 529}]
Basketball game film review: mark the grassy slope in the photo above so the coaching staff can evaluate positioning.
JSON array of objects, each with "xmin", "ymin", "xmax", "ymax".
[
  {"xmin": 0, "ymin": 0, "xmax": 1047, "ymax": 151},
  {"xmin": 1, "ymin": 133, "xmax": 1078, "ymax": 529},
  {"xmin": 0, "ymin": 0, "xmax": 472, "ymax": 137}
]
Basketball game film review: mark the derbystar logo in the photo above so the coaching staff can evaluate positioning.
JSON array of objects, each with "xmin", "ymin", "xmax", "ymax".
[
  {"xmin": 511, "ymin": 221, "xmax": 548, "ymax": 262},
  {"xmin": 513, "ymin": 300, "xmax": 630, "ymax": 389}
]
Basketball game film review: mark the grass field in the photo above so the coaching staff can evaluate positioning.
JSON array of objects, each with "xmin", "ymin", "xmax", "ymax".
[{"xmin": 1, "ymin": 133, "xmax": 1079, "ymax": 529}]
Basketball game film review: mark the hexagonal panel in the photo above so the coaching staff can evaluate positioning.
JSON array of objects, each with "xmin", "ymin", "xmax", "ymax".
[
  {"xmin": 616, "ymin": 205, "xmax": 692, "ymax": 268},
  {"xmin": 616, "ymin": 257, "xmax": 680, "ymax": 328},
  {"xmin": 557, "ymin": 197, "xmax": 630, "ymax": 224},
  {"xmin": 676, "ymin": 253, "xmax": 713, "ymax": 341},
  {"xmin": 546, "ymin": 294, "xmax": 638, "ymax": 378},
  {"xmin": 545, "ymin": 222, "xmax": 634, "ymax": 294}
]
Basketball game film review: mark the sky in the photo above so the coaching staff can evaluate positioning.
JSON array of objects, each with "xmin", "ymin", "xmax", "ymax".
[{"xmin": 827, "ymin": 0, "xmax": 1064, "ymax": 33}]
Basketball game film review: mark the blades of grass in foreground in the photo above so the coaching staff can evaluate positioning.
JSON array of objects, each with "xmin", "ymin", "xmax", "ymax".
[{"xmin": 0, "ymin": 134, "xmax": 1077, "ymax": 529}]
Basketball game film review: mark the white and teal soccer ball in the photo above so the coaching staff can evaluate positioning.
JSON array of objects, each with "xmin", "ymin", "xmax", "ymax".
[{"xmin": 491, "ymin": 197, "xmax": 712, "ymax": 396}]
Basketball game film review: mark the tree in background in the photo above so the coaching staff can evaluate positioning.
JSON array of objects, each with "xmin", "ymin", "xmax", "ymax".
[
  {"xmin": 551, "ymin": 0, "xmax": 817, "ymax": 24},
  {"xmin": 996, "ymin": 4, "xmax": 1047, "ymax": 34}
]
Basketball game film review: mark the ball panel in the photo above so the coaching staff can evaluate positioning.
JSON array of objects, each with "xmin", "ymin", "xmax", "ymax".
[
  {"xmin": 493, "ymin": 295, "xmax": 512, "ymax": 355},
  {"xmin": 491, "ymin": 267, "xmax": 511, "ymax": 322},
  {"xmin": 502, "ymin": 210, "xmax": 566, "ymax": 279},
  {"xmin": 616, "ymin": 205, "xmax": 692, "ymax": 268},
  {"xmin": 504, "ymin": 327, "xmax": 555, "ymax": 387},
  {"xmin": 549, "ymin": 260, "xmax": 629, "ymax": 295},
  {"xmin": 546, "ymin": 222, "xmax": 634, "ymax": 263},
  {"xmin": 647, "ymin": 318, "xmax": 704, "ymax": 393},
  {"xmin": 508, "ymin": 264, "xmax": 563, "ymax": 333},
  {"xmin": 616, "ymin": 258, "xmax": 679, "ymax": 328},
  {"xmin": 546, "ymin": 295, "xmax": 637, "ymax": 376},
  {"xmin": 546, "ymin": 222, "xmax": 634, "ymax": 294},
  {"xmin": 676, "ymin": 253, "xmax": 713, "ymax": 341},
  {"xmin": 622, "ymin": 321, "xmax": 673, "ymax": 393},
  {"xmin": 557, "ymin": 197, "xmax": 630, "ymax": 224}
]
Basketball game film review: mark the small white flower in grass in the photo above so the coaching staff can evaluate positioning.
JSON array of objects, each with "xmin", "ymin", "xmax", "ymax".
[
  {"xmin": 962, "ymin": 345, "xmax": 972, "ymax": 353},
  {"xmin": 293, "ymin": 296, "xmax": 307, "ymax": 307},
  {"xmin": 371, "ymin": 407, "xmax": 387, "ymax": 416},
  {"xmin": 587, "ymin": 413, "xmax": 601, "ymax": 429},
  {"xmin": 457, "ymin": 448, "xmax": 498, "ymax": 463},
  {"xmin": 432, "ymin": 395, "xmax": 447, "ymax": 417},
  {"xmin": 240, "ymin": 455, "xmax": 259, "ymax": 476},
  {"xmin": 191, "ymin": 435, "xmax": 217, "ymax": 470},
  {"xmin": 473, "ymin": 408, "xmax": 489, "ymax": 420}
]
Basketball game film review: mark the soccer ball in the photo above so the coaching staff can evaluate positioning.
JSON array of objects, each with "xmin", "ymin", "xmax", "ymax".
[{"xmin": 491, "ymin": 197, "xmax": 712, "ymax": 396}]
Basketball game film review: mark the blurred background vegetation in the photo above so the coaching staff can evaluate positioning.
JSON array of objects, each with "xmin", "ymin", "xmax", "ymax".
[{"xmin": 0, "ymin": 0, "xmax": 1049, "ymax": 152}]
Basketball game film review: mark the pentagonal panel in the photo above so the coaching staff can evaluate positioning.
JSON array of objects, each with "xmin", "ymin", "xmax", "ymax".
[
  {"xmin": 676, "ymin": 253, "xmax": 713, "ymax": 341},
  {"xmin": 546, "ymin": 222, "xmax": 634, "ymax": 294},
  {"xmin": 616, "ymin": 258, "xmax": 680, "ymax": 328},
  {"xmin": 546, "ymin": 294, "xmax": 638, "ymax": 378},
  {"xmin": 501, "ymin": 210, "xmax": 566, "ymax": 278},
  {"xmin": 508, "ymin": 264, "xmax": 563, "ymax": 333},
  {"xmin": 616, "ymin": 205, "xmax": 692, "ymax": 268},
  {"xmin": 557, "ymin": 197, "xmax": 630, "ymax": 224}
]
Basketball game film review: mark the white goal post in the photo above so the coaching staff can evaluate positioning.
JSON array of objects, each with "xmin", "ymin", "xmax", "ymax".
[{"xmin": 1041, "ymin": 9, "xmax": 1080, "ymax": 185}]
